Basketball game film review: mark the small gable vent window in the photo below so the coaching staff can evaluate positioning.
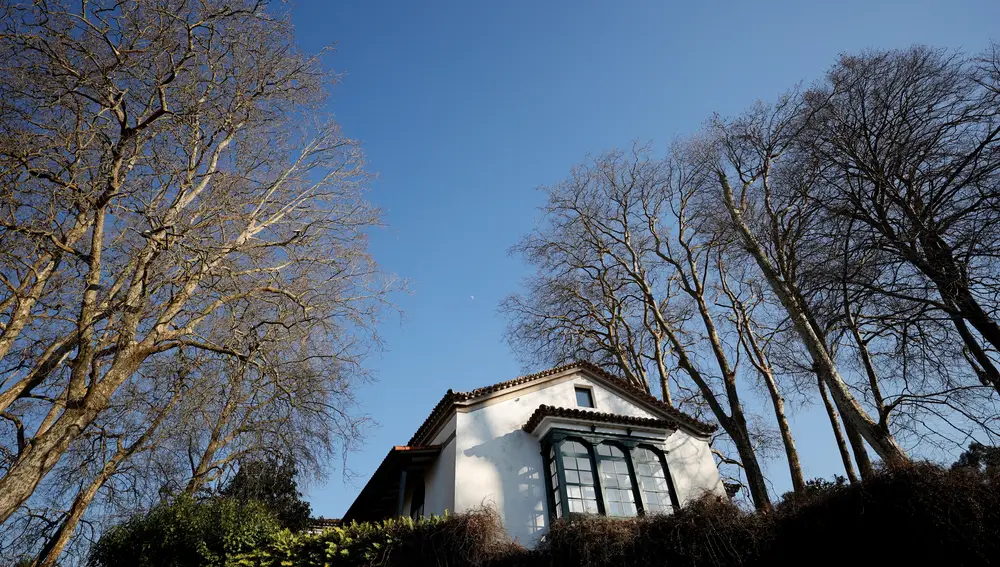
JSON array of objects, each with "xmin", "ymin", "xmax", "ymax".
[{"xmin": 575, "ymin": 386, "xmax": 595, "ymax": 408}]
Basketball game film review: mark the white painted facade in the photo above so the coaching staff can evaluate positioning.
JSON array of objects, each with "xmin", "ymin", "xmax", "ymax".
[
  {"xmin": 345, "ymin": 363, "xmax": 726, "ymax": 547},
  {"xmin": 369, "ymin": 366, "xmax": 725, "ymax": 548}
]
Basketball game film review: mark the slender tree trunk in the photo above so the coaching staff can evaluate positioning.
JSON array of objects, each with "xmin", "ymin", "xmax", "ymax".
[
  {"xmin": 840, "ymin": 304, "xmax": 880, "ymax": 479},
  {"xmin": 629, "ymin": 262, "xmax": 771, "ymax": 509},
  {"xmin": 760, "ymin": 366, "xmax": 804, "ymax": 493},
  {"xmin": 658, "ymin": 368, "xmax": 672, "ymax": 407},
  {"xmin": 727, "ymin": 411, "xmax": 772, "ymax": 511},
  {"xmin": 665, "ymin": 339, "xmax": 772, "ymax": 510},
  {"xmin": 842, "ymin": 416, "xmax": 875, "ymax": 479},
  {"xmin": 0, "ymin": 407, "xmax": 95, "ymax": 521},
  {"xmin": 725, "ymin": 278, "xmax": 806, "ymax": 494},
  {"xmin": 651, "ymin": 333, "xmax": 672, "ymax": 407},
  {"xmin": 818, "ymin": 374, "xmax": 859, "ymax": 483},
  {"xmin": 33, "ymin": 457, "xmax": 119, "ymax": 567},
  {"xmin": 920, "ymin": 232, "xmax": 1000, "ymax": 359},
  {"xmin": 844, "ymin": 312, "xmax": 888, "ymax": 425}
]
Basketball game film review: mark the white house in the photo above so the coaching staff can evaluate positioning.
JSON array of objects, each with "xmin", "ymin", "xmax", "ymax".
[{"xmin": 342, "ymin": 362, "xmax": 726, "ymax": 547}]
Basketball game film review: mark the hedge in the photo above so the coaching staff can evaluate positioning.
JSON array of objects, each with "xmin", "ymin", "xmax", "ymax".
[
  {"xmin": 118, "ymin": 462, "xmax": 1000, "ymax": 567},
  {"xmin": 542, "ymin": 462, "xmax": 1000, "ymax": 566},
  {"xmin": 231, "ymin": 507, "xmax": 520, "ymax": 567}
]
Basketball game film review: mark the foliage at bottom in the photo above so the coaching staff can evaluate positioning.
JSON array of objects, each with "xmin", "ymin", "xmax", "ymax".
[{"xmin": 92, "ymin": 462, "xmax": 1000, "ymax": 566}]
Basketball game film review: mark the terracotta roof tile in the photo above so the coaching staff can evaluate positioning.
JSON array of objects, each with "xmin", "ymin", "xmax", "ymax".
[
  {"xmin": 522, "ymin": 404, "xmax": 680, "ymax": 434},
  {"xmin": 407, "ymin": 361, "xmax": 715, "ymax": 445}
]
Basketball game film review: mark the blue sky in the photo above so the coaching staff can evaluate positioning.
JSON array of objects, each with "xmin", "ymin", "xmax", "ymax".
[{"xmin": 288, "ymin": 0, "xmax": 1000, "ymax": 518}]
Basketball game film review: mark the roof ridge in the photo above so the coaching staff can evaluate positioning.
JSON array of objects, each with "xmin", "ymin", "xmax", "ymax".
[{"xmin": 406, "ymin": 361, "xmax": 715, "ymax": 445}]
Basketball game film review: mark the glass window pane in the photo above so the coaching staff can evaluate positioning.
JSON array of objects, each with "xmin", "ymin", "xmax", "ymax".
[
  {"xmin": 556, "ymin": 439, "xmax": 599, "ymax": 516},
  {"xmin": 575, "ymin": 387, "xmax": 594, "ymax": 408},
  {"xmin": 598, "ymin": 443, "xmax": 636, "ymax": 517},
  {"xmin": 632, "ymin": 445, "xmax": 675, "ymax": 516}
]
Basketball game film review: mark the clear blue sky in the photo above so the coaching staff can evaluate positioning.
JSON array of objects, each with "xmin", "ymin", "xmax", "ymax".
[{"xmin": 287, "ymin": 0, "xmax": 1000, "ymax": 518}]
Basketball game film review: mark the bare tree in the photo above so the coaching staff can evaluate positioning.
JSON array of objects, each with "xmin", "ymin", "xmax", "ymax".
[
  {"xmin": 507, "ymin": 146, "xmax": 778, "ymax": 510},
  {"xmin": 799, "ymin": 46, "xmax": 1000, "ymax": 393},
  {"xmin": 0, "ymin": 0, "xmax": 395, "ymax": 525},
  {"xmin": 699, "ymin": 98, "xmax": 911, "ymax": 466}
]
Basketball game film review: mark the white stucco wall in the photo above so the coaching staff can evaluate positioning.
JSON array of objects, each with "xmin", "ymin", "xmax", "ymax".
[
  {"xmin": 663, "ymin": 428, "xmax": 725, "ymax": 504},
  {"xmin": 420, "ymin": 414, "xmax": 457, "ymax": 516},
  {"xmin": 449, "ymin": 370, "xmax": 724, "ymax": 547}
]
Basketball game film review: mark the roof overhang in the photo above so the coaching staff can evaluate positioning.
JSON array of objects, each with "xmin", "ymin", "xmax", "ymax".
[
  {"xmin": 342, "ymin": 445, "xmax": 441, "ymax": 523},
  {"xmin": 523, "ymin": 404, "xmax": 678, "ymax": 440},
  {"xmin": 409, "ymin": 362, "xmax": 715, "ymax": 446}
]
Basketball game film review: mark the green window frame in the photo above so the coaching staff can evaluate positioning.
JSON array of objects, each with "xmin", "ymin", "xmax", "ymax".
[
  {"xmin": 541, "ymin": 430, "xmax": 679, "ymax": 521},
  {"xmin": 596, "ymin": 442, "xmax": 639, "ymax": 517},
  {"xmin": 632, "ymin": 445, "xmax": 679, "ymax": 514}
]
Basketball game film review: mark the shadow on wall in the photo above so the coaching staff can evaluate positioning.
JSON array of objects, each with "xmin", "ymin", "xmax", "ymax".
[
  {"xmin": 664, "ymin": 431, "xmax": 726, "ymax": 506},
  {"xmin": 463, "ymin": 430, "xmax": 547, "ymax": 546}
]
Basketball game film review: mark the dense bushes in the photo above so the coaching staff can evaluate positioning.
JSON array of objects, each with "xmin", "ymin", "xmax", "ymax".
[
  {"xmin": 238, "ymin": 507, "xmax": 518, "ymax": 567},
  {"xmin": 89, "ymin": 496, "xmax": 280, "ymax": 567},
  {"xmin": 542, "ymin": 462, "xmax": 1000, "ymax": 567},
  {"xmin": 92, "ymin": 463, "xmax": 1000, "ymax": 566}
]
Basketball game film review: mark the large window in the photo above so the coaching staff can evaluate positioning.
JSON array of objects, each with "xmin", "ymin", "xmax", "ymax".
[
  {"xmin": 547, "ymin": 446, "xmax": 562, "ymax": 519},
  {"xmin": 597, "ymin": 443, "xmax": 637, "ymax": 517},
  {"xmin": 560, "ymin": 440, "xmax": 599, "ymax": 514},
  {"xmin": 544, "ymin": 433, "xmax": 677, "ymax": 520},
  {"xmin": 632, "ymin": 445, "xmax": 677, "ymax": 514}
]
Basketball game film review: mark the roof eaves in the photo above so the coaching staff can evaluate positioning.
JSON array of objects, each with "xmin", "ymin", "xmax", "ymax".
[
  {"xmin": 407, "ymin": 361, "xmax": 716, "ymax": 446},
  {"xmin": 522, "ymin": 404, "xmax": 680, "ymax": 435}
]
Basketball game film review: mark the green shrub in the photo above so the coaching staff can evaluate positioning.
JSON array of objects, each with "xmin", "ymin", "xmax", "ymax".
[
  {"xmin": 236, "ymin": 507, "xmax": 520, "ymax": 567},
  {"xmin": 93, "ymin": 464, "xmax": 1000, "ymax": 567},
  {"xmin": 89, "ymin": 495, "xmax": 280, "ymax": 567},
  {"xmin": 221, "ymin": 458, "xmax": 313, "ymax": 532},
  {"xmin": 541, "ymin": 462, "xmax": 1000, "ymax": 567}
]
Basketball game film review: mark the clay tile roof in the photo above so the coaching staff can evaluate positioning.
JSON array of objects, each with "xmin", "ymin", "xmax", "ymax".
[
  {"xmin": 522, "ymin": 404, "xmax": 680, "ymax": 434},
  {"xmin": 407, "ymin": 361, "xmax": 715, "ymax": 445}
]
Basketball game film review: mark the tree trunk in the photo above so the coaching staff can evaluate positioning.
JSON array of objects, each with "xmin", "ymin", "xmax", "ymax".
[
  {"xmin": 33, "ymin": 457, "xmax": 118, "ymax": 567},
  {"xmin": 818, "ymin": 374, "xmax": 859, "ymax": 483},
  {"xmin": 0, "ymin": 350, "xmax": 146, "ymax": 523},
  {"xmin": 842, "ymin": 416, "xmax": 875, "ymax": 479},
  {"xmin": 761, "ymin": 366, "xmax": 805, "ymax": 493},
  {"xmin": 727, "ymin": 412, "xmax": 772, "ymax": 511},
  {"xmin": 730, "ymin": 291, "xmax": 806, "ymax": 495},
  {"xmin": 32, "ymin": 383, "xmax": 179, "ymax": 567},
  {"xmin": 0, "ymin": 407, "xmax": 94, "ymax": 522},
  {"xmin": 920, "ymin": 232, "xmax": 1000, "ymax": 359}
]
